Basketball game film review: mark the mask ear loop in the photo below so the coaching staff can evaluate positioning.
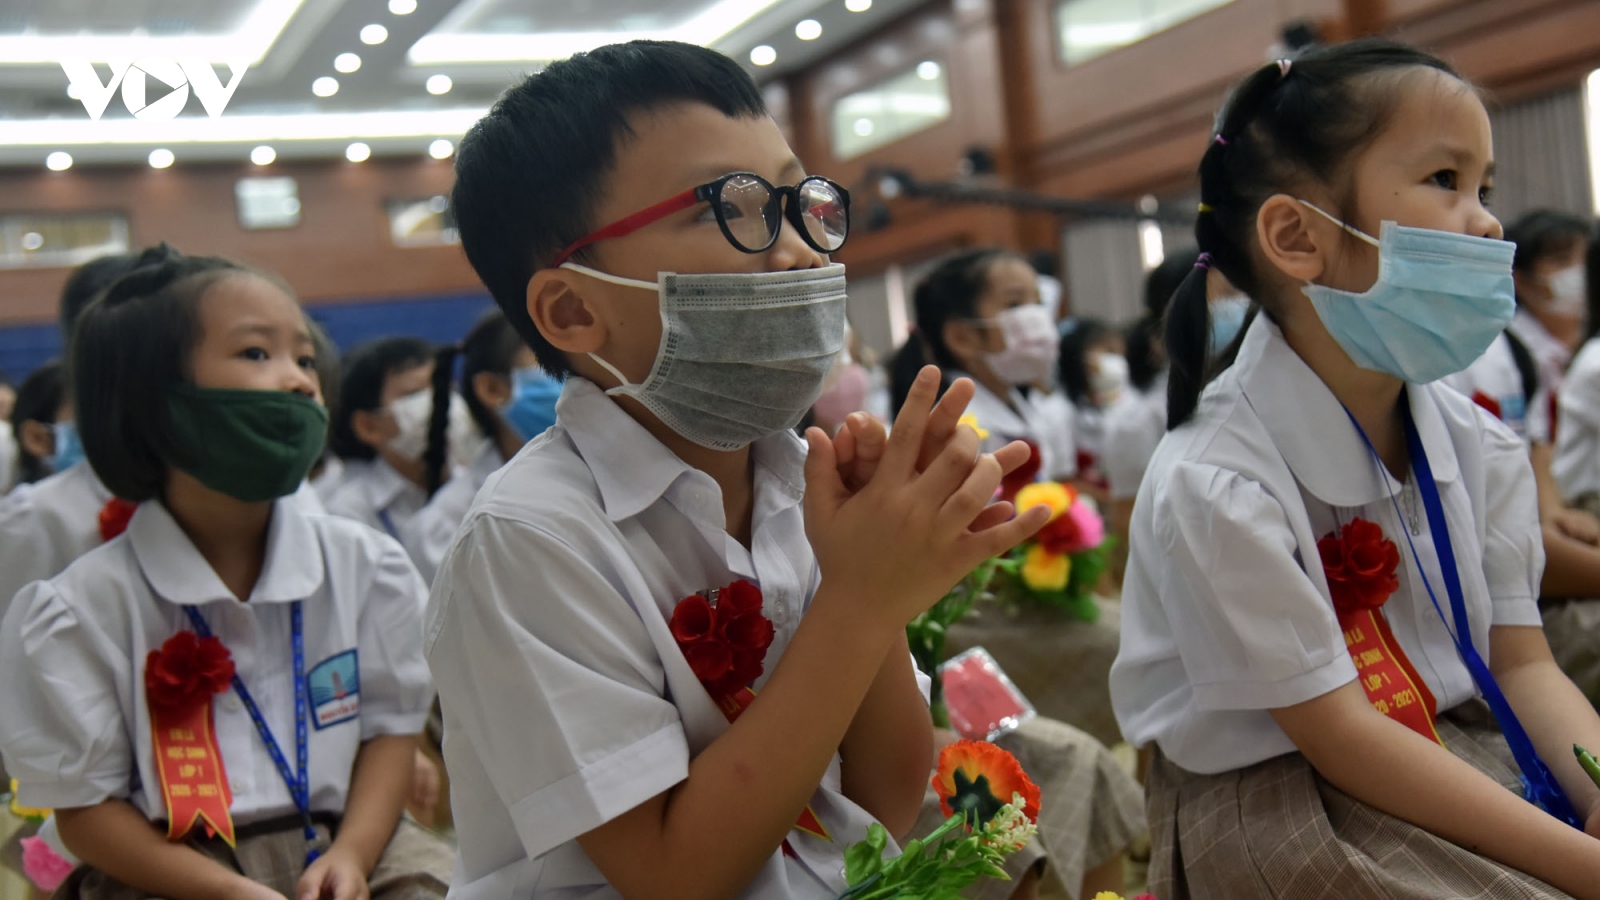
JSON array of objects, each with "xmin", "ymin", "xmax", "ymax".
[{"xmin": 1298, "ymin": 199, "xmax": 1381, "ymax": 248}]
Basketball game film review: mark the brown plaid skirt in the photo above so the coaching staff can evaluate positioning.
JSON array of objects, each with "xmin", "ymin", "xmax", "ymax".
[
  {"xmin": 944, "ymin": 599, "xmax": 1124, "ymax": 748},
  {"xmin": 1147, "ymin": 701, "xmax": 1570, "ymax": 900},
  {"xmin": 911, "ymin": 716, "xmax": 1146, "ymax": 900},
  {"xmin": 54, "ymin": 814, "xmax": 451, "ymax": 900}
]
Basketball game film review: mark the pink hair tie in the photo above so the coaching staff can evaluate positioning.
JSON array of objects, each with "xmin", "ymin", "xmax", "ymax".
[
  {"xmin": 1213, "ymin": 134, "xmax": 1228, "ymax": 146},
  {"xmin": 1195, "ymin": 253, "xmax": 1213, "ymax": 271}
]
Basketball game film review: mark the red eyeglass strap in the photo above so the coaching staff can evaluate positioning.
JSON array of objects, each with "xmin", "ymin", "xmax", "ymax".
[{"xmin": 549, "ymin": 187, "xmax": 701, "ymax": 268}]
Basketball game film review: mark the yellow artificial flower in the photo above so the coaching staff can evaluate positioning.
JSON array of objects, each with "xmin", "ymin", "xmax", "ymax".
[
  {"xmin": 957, "ymin": 414, "xmax": 990, "ymax": 441},
  {"xmin": 7, "ymin": 779, "xmax": 49, "ymax": 822},
  {"xmin": 1093, "ymin": 893, "xmax": 1128, "ymax": 900},
  {"xmin": 1014, "ymin": 481, "xmax": 1076, "ymax": 521},
  {"xmin": 1020, "ymin": 544, "xmax": 1070, "ymax": 591}
]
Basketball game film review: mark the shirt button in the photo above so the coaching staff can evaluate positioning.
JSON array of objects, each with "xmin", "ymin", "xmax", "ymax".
[
  {"xmin": 230, "ymin": 778, "xmax": 246, "ymax": 793},
  {"xmin": 224, "ymin": 696, "xmax": 243, "ymax": 713}
]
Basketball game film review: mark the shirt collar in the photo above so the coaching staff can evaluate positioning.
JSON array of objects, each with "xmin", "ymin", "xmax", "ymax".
[
  {"xmin": 130, "ymin": 497, "xmax": 325, "ymax": 607},
  {"xmin": 361, "ymin": 457, "xmax": 422, "ymax": 513},
  {"xmin": 559, "ymin": 377, "xmax": 806, "ymax": 521},
  {"xmin": 1237, "ymin": 316, "xmax": 1459, "ymax": 508}
]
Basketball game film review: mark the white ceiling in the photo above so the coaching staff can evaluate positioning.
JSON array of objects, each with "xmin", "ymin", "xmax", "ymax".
[{"xmin": 0, "ymin": 0, "xmax": 932, "ymax": 168}]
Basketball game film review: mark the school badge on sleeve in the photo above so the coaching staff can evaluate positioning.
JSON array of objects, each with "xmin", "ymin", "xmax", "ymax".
[{"xmin": 307, "ymin": 650, "xmax": 360, "ymax": 729}]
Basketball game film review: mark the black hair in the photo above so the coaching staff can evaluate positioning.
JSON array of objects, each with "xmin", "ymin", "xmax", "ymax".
[
  {"xmin": 1506, "ymin": 209, "xmax": 1589, "ymax": 276},
  {"xmin": 329, "ymin": 336, "xmax": 434, "ymax": 462},
  {"xmin": 1584, "ymin": 219, "xmax": 1600, "ymax": 344},
  {"xmin": 1058, "ymin": 318, "xmax": 1114, "ymax": 407},
  {"xmin": 890, "ymin": 248, "xmax": 1026, "ymax": 418},
  {"xmin": 305, "ymin": 318, "xmax": 341, "ymax": 464},
  {"xmin": 59, "ymin": 252, "xmax": 143, "ymax": 347},
  {"xmin": 452, "ymin": 40, "xmax": 767, "ymax": 381},
  {"xmin": 1166, "ymin": 39, "xmax": 1460, "ymax": 429},
  {"xmin": 11, "ymin": 360, "xmax": 65, "ymax": 485},
  {"xmin": 419, "ymin": 310, "xmax": 528, "ymax": 496},
  {"xmin": 72, "ymin": 244, "xmax": 252, "ymax": 501},
  {"xmin": 1128, "ymin": 248, "xmax": 1199, "ymax": 392}
]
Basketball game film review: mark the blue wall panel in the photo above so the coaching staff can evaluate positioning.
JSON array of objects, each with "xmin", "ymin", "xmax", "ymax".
[{"xmin": 0, "ymin": 290, "xmax": 496, "ymax": 385}]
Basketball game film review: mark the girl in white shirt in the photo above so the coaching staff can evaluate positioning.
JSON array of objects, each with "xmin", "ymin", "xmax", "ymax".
[
  {"xmin": 889, "ymin": 249, "xmax": 1077, "ymax": 481},
  {"xmin": 404, "ymin": 309, "xmax": 545, "ymax": 585},
  {"xmin": 1112, "ymin": 40, "xmax": 1600, "ymax": 898},
  {"xmin": 0, "ymin": 244, "xmax": 451, "ymax": 900}
]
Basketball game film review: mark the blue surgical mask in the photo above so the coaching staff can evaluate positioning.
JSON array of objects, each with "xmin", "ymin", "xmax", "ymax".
[
  {"xmin": 1208, "ymin": 295, "xmax": 1250, "ymax": 356},
  {"xmin": 502, "ymin": 365, "xmax": 563, "ymax": 442},
  {"xmin": 50, "ymin": 420, "xmax": 84, "ymax": 472},
  {"xmin": 1299, "ymin": 201, "xmax": 1514, "ymax": 384}
]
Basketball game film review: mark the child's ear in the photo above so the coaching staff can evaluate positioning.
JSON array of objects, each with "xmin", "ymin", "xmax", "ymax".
[
  {"xmin": 942, "ymin": 319, "xmax": 983, "ymax": 364},
  {"xmin": 1256, "ymin": 194, "xmax": 1327, "ymax": 284},
  {"xmin": 351, "ymin": 408, "xmax": 395, "ymax": 450},
  {"xmin": 527, "ymin": 270, "xmax": 607, "ymax": 356},
  {"xmin": 18, "ymin": 420, "xmax": 53, "ymax": 460},
  {"xmin": 472, "ymin": 371, "xmax": 512, "ymax": 409}
]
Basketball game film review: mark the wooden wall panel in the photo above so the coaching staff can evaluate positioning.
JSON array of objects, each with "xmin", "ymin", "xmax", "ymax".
[{"xmin": 0, "ymin": 156, "xmax": 479, "ymax": 325}]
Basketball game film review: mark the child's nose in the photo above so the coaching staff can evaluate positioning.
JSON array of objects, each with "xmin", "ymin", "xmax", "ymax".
[{"xmin": 766, "ymin": 216, "xmax": 828, "ymax": 272}]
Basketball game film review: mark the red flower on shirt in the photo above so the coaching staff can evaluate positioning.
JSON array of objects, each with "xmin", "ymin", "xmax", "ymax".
[
  {"xmin": 144, "ymin": 631, "xmax": 235, "ymax": 715},
  {"xmin": 669, "ymin": 580, "xmax": 775, "ymax": 700},
  {"xmin": 1318, "ymin": 518, "xmax": 1401, "ymax": 614},
  {"xmin": 98, "ymin": 498, "xmax": 138, "ymax": 542},
  {"xmin": 1470, "ymin": 391, "xmax": 1503, "ymax": 421}
]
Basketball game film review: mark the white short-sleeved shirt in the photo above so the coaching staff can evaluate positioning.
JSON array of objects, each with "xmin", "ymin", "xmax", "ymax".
[
  {"xmin": 0, "ymin": 421, "xmax": 15, "ymax": 494},
  {"xmin": 323, "ymin": 457, "xmax": 427, "ymax": 542},
  {"xmin": 1111, "ymin": 317, "xmax": 1545, "ymax": 775},
  {"xmin": 1509, "ymin": 309, "xmax": 1572, "ymax": 443},
  {"xmin": 424, "ymin": 378, "xmax": 894, "ymax": 900},
  {"xmin": 0, "ymin": 461, "xmax": 112, "ymax": 620},
  {"xmin": 1103, "ymin": 374, "xmax": 1168, "ymax": 501},
  {"xmin": 959, "ymin": 376, "xmax": 1077, "ymax": 481},
  {"xmin": 401, "ymin": 446, "xmax": 504, "ymax": 585},
  {"xmin": 1555, "ymin": 337, "xmax": 1600, "ymax": 502},
  {"xmin": 1442, "ymin": 333, "xmax": 1535, "ymax": 441},
  {"xmin": 0, "ymin": 498, "xmax": 433, "ymax": 823}
]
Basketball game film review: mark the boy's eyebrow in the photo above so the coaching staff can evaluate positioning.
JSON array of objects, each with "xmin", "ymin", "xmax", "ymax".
[{"xmin": 684, "ymin": 156, "xmax": 810, "ymax": 186}]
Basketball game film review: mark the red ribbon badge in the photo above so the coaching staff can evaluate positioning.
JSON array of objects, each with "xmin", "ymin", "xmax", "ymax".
[
  {"xmin": 1318, "ymin": 519, "xmax": 1442, "ymax": 745},
  {"xmin": 98, "ymin": 498, "xmax": 138, "ymax": 542},
  {"xmin": 670, "ymin": 581, "xmax": 830, "ymax": 844},
  {"xmin": 145, "ymin": 632, "xmax": 237, "ymax": 845}
]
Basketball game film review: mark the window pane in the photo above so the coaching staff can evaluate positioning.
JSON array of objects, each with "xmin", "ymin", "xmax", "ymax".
[
  {"xmin": 235, "ymin": 176, "xmax": 302, "ymax": 230},
  {"xmin": 0, "ymin": 212, "xmax": 128, "ymax": 270},
  {"xmin": 831, "ymin": 61, "xmax": 952, "ymax": 161},
  {"xmin": 1057, "ymin": 0, "xmax": 1235, "ymax": 66}
]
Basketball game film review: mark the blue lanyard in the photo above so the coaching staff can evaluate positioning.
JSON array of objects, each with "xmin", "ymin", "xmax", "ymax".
[
  {"xmin": 1346, "ymin": 398, "xmax": 1579, "ymax": 827},
  {"xmin": 183, "ymin": 601, "xmax": 323, "ymax": 863},
  {"xmin": 376, "ymin": 508, "xmax": 399, "ymax": 540}
]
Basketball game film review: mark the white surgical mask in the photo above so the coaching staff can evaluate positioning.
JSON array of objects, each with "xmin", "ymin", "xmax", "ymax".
[
  {"xmin": 386, "ymin": 389, "xmax": 486, "ymax": 468},
  {"xmin": 562, "ymin": 262, "xmax": 849, "ymax": 451},
  {"xmin": 1547, "ymin": 264, "xmax": 1586, "ymax": 316},
  {"xmin": 980, "ymin": 304, "xmax": 1058, "ymax": 387},
  {"xmin": 1089, "ymin": 353, "xmax": 1130, "ymax": 407}
]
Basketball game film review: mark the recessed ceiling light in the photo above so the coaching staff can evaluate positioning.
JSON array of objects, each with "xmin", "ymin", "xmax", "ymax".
[
  {"xmin": 917, "ymin": 60, "xmax": 941, "ymax": 80},
  {"xmin": 795, "ymin": 19, "xmax": 822, "ymax": 40},
  {"xmin": 335, "ymin": 52, "xmax": 361, "ymax": 73},
  {"xmin": 312, "ymin": 76, "xmax": 339, "ymax": 97},
  {"xmin": 21, "ymin": 232, "xmax": 44, "ymax": 251},
  {"xmin": 66, "ymin": 83, "xmax": 81, "ymax": 100},
  {"xmin": 845, "ymin": 0, "xmax": 872, "ymax": 11},
  {"xmin": 426, "ymin": 74, "xmax": 453, "ymax": 95},
  {"xmin": 148, "ymin": 148, "xmax": 175, "ymax": 169},
  {"xmin": 45, "ymin": 151, "xmax": 72, "ymax": 171},
  {"xmin": 251, "ymin": 145, "xmax": 277, "ymax": 166},
  {"xmin": 389, "ymin": 0, "xmax": 417, "ymax": 14},
  {"xmin": 346, "ymin": 141, "xmax": 371, "ymax": 162},
  {"xmin": 750, "ymin": 45, "xmax": 777, "ymax": 66},
  {"xmin": 428, "ymin": 138, "xmax": 454, "ymax": 159},
  {"xmin": 853, "ymin": 118, "xmax": 874, "ymax": 136},
  {"xmin": 360, "ymin": 24, "xmax": 389, "ymax": 45}
]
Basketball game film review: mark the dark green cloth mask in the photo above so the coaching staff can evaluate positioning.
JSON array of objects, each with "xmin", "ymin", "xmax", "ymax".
[{"xmin": 166, "ymin": 385, "xmax": 329, "ymax": 502}]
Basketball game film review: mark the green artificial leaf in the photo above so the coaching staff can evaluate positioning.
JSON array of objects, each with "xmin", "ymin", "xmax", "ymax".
[
  {"xmin": 982, "ymin": 861, "xmax": 1010, "ymax": 879},
  {"xmin": 844, "ymin": 823, "xmax": 890, "ymax": 885}
]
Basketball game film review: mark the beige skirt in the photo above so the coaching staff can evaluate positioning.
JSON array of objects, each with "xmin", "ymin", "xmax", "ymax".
[
  {"xmin": 1147, "ymin": 701, "xmax": 1570, "ymax": 900},
  {"xmin": 911, "ymin": 716, "xmax": 1146, "ymax": 900},
  {"xmin": 54, "ymin": 815, "xmax": 451, "ymax": 900},
  {"xmin": 944, "ymin": 599, "xmax": 1124, "ymax": 748}
]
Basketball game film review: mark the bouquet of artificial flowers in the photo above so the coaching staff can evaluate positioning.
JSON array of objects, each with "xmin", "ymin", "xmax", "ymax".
[{"xmin": 991, "ymin": 481, "xmax": 1112, "ymax": 622}]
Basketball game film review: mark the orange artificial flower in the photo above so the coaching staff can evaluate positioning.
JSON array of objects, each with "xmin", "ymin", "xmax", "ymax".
[{"xmin": 932, "ymin": 740, "xmax": 1041, "ymax": 827}]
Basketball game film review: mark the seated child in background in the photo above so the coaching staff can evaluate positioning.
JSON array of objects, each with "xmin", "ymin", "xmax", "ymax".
[
  {"xmin": 0, "ymin": 244, "xmax": 452, "ymax": 900},
  {"xmin": 430, "ymin": 39, "xmax": 1047, "ymax": 898}
]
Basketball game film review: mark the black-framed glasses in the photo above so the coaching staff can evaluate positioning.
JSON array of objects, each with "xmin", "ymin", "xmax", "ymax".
[{"xmin": 551, "ymin": 171, "xmax": 851, "ymax": 267}]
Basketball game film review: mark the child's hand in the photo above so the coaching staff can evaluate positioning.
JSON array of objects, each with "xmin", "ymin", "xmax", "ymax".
[
  {"xmin": 407, "ymin": 747, "xmax": 441, "ymax": 826},
  {"xmin": 236, "ymin": 875, "xmax": 291, "ymax": 900},
  {"xmin": 831, "ymin": 375, "xmax": 1034, "ymax": 493},
  {"xmin": 296, "ymin": 846, "xmax": 370, "ymax": 900},
  {"xmin": 803, "ymin": 366, "xmax": 1051, "ymax": 630}
]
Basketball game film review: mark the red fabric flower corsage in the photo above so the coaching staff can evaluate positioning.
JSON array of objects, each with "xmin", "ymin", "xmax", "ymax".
[
  {"xmin": 144, "ymin": 631, "xmax": 235, "ymax": 715},
  {"xmin": 98, "ymin": 498, "xmax": 139, "ymax": 542},
  {"xmin": 1317, "ymin": 518, "xmax": 1401, "ymax": 613},
  {"xmin": 669, "ymin": 580, "xmax": 775, "ymax": 699},
  {"xmin": 999, "ymin": 440, "xmax": 1042, "ymax": 505}
]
